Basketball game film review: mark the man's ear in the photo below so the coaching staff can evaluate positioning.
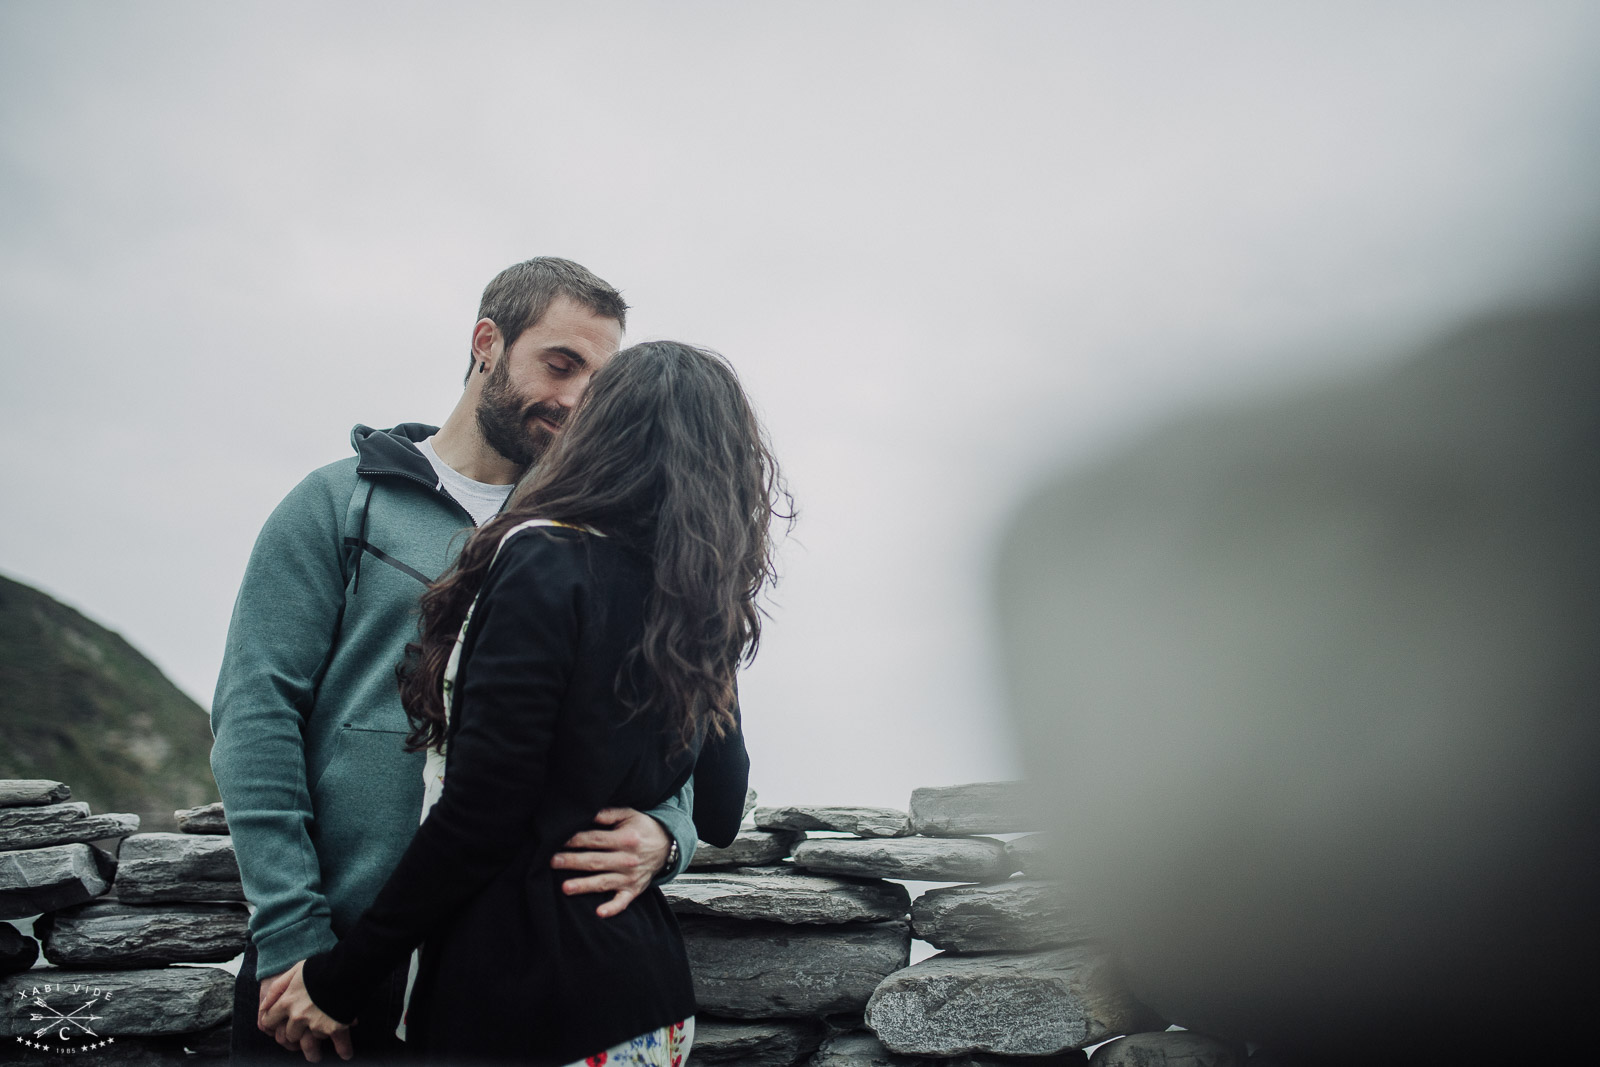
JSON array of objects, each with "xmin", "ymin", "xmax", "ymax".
[{"xmin": 470, "ymin": 318, "xmax": 503, "ymax": 371}]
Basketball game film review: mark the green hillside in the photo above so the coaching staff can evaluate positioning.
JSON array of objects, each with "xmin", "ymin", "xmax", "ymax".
[{"xmin": 0, "ymin": 573, "xmax": 218, "ymax": 830}]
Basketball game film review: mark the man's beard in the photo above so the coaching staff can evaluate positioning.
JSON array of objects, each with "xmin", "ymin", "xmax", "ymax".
[{"xmin": 475, "ymin": 360, "xmax": 566, "ymax": 468}]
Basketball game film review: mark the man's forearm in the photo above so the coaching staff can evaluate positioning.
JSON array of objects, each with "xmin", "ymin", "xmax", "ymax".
[
  {"xmin": 211, "ymin": 721, "xmax": 338, "ymax": 977},
  {"xmin": 211, "ymin": 469, "xmax": 352, "ymax": 978}
]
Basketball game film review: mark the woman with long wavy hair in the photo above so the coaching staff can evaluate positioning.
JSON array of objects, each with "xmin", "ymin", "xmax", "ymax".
[{"xmin": 261, "ymin": 341, "xmax": 784, "ymax": 1065}]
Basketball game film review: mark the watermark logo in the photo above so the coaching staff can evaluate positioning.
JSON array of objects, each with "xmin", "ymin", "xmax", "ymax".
[{"xmin": 10, "ymin": 982, "xmax": 119, "ymax": 1056}]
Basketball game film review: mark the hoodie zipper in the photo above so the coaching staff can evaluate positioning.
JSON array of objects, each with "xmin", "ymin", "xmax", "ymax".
[{"xmin": 346, "ymin": 468, "xmax": 478, "ymax": 594}]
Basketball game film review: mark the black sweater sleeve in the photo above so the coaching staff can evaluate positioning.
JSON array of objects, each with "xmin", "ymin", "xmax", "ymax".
[
  {"xmin": 301, "ymin": 533, "xmax": 583, "ymax": 1023},
  {"xmin": 692, "ymin": 693, "xmax": 751, "ymax": 848}
]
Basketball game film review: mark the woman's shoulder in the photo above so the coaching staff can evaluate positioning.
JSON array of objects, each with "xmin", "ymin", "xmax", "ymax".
[
  {"xmin": 495, "ymin": 520, "xmax": 588, "ymax": 552},
  {"xmin": 479, "ymin": 526, "xmax": 651, "ymax": 645},
  {"xmin": 490, "ymin": 523, "xmax": 648, "ymax": 591}
]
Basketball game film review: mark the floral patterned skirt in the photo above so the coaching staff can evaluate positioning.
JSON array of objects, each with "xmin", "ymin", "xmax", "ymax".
[{"xmin": 566, "ymin": 1018, "xmax": 694, "ymax": 1067}]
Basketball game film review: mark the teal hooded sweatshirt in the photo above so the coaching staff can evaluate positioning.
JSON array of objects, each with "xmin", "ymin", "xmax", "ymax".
[{"xmin": 211, "ymin": 424, "xmax": 696, "ymax": 979}]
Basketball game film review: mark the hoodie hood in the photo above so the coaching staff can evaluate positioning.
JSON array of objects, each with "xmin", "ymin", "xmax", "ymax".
[
  {"xmin": 351, "ymin": 423, "xmax": 441, "ymax": 483},
  {"xmin": 345, "ymin": 423, "xmax": 467, "ymax": 594}
]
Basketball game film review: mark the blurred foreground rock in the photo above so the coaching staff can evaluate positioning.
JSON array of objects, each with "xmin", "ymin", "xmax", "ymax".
[{"xmin": 996, "ymin": 293, "xmax": 1600, "ymax": 1064}]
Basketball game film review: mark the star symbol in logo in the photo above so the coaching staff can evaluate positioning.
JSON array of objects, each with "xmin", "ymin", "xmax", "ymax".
[{"xmin": 14, "ymin": 1031, "xmax": 118, "ymax": 1053}]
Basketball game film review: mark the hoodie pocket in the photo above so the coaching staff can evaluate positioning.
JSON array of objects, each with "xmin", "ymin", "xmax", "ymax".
[
  {"xmin": 309, "ymin": 725, "xmax": 426, "ymax": 925},
  {"xmin": 310, "ymin": 725, "xmax": 422, "ymax": 815}
]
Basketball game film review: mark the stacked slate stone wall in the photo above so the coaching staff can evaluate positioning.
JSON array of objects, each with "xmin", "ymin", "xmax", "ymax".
[
  {"xmin": 679, "ymin": 784, "xmax": 1213, "ymax": 1067},
  {"xmin": 0, "ymin": 781, "xmax": 242, "ymax": 1064},
  {"xmin": 2, "ymin": 780, "xmax": 1237, "ymax": 1067}
]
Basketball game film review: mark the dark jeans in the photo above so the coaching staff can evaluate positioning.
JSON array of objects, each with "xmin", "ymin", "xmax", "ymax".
[{"xmin": 232, "ymin": 938, "xmax": 416, "ymax": 1065}]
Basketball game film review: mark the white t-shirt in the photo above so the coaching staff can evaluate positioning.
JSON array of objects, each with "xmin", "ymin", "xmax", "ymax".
[{"xmin": 415, "ymin": 436, "xmax": 515, "ymax": 527}]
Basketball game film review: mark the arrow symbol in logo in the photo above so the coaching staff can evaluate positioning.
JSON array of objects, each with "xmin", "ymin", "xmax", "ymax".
[{"xmin": 29, "ymin": 996, "xmax": 103, "ymax": 1039}]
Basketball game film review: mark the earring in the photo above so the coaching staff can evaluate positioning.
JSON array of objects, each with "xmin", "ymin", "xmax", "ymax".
[{"xmin": 479, "ymin": 361, "xmax": 487, "ymax": 373}]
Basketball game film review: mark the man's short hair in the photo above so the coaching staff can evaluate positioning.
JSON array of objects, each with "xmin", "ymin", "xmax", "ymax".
[{"xmin": 466, "ymin": 257, "xmax": 628, "ymax": 383}]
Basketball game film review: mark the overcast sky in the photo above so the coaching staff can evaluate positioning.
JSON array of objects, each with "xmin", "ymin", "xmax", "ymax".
[{"xmin": 3, "ymin": 1, "xmax": 1597, "ymax": 809}]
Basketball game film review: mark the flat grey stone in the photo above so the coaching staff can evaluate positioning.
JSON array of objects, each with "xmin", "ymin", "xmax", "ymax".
[
  {"xmin": 0, "ymin": 843, "xmax": 115, "ymax": 919},
  {"xmin": 910, "ymin": 782, "xmax": 1036, "ymax": 837},
  {"xmin": 950, "ymin": 1053, "xmax": 1089, "ymax": 1067},
  {"xmin": 864, "ymin": 949, "xmax": 1165, "ymax": 1055},
  {"xmin": 177, "ymin": 1021, "xmax": 231, "ymax": 1056},
  {"xmin": 0, "ymin": 965, "xmax": 234, "ymax": 1036},
  {"xmin": 0, "ymin": 780, "xmax": 71, "ymax": 807},
  {"xmin": 56, "ymin": 1035, "xmax": 224, "ymax": 1065},
  {"xmin": 912, "ymin": 880, "xmax": 1100, "ymax": 952},
  {"xmin": 691, "ymin": 829, "xmax": 805, "ymax": 869},
  {"xmin": 1089, "ymin": 1032, "xmax": 1247, "ymax": 1067},
  {"xmin": 1004, "ymin": 834, "xmax": 1061, "ymax": 878},
  {"xmin": 793, "ymin": 838, "xmax": 1011, "ymax": 883},
  {"xmin": 2, "ymin": 920, "xmax": 39, "ymax": 975},
  {"xmin": 0, "ymin": 811, "xmax": 139, "ymax": 851},
  {"xmin": 76, "ymin": 1024, "xmax": 232, "ymax": 1063},
  {"xmin": 8, "ymin": 1037, "xmax": 194, "ymax": 1065},
  {"xmin": 37, "ymin": 900, "xmax": 249, "ymax": 967},
  {"xmin": 61, "ymin": 1026, "xmax": 233, "ymax": 1065},
  {"xmin": 811, "ymin": 1034, "xmax": 1091, "ymax": 1067},
  {"xmin": 114, "ymin": 834, "xmax": 243, "ymax": 903},
  {"xmin": 0, "ymin": 801, "xmax": 90, "ymax": 831},
  {"xmin": 173, "ymin": 804, "xmax": 228, "ymax": 835},
  {"xmin": 756, "ymin": 807, "xmax": 912, "ymax": 838},
  {"xmin": 694, "ymin": 1017, "xmax": 826, "ymax": 1067},
  {"xmin": 682, "ymin": 916, "xmax": 910, "ymax": 1018},
  {"xmin": 808, "ymin": 1030, "xmax": 930, "ymax": 1067},
  {"xmin": 666, "ymin": 868, "xmax": 910, "ymax": 925}
]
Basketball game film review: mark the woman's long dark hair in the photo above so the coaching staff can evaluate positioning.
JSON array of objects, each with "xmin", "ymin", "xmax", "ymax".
[{"xmin": 398, "ymin": 341, "xmax": 789, "ymax": 754}]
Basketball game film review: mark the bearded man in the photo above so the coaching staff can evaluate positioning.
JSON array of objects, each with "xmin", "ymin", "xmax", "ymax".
[{"xmin": 211, "ymin": 258, "xmax": 703, "ymax": 1064}]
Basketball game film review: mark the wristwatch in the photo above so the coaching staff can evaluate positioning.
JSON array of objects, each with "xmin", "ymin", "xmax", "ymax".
[{"xmin": 661, "ymin": 837, "xmax": 681, "ymax": 875}]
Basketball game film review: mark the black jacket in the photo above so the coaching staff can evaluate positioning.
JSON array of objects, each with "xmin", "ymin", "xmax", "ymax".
[{"xmin": 302, "ymin": 525, "xmax": 749, "ymax": 1064}]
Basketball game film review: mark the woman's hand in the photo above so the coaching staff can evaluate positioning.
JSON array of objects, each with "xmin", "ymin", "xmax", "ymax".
[{"xmin": 257, "ymin": 959, "xmax": 356, "ymax": 1061}]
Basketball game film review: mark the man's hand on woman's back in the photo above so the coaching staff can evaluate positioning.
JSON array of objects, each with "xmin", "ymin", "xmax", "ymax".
[{"xmin": 551, "ymin": 806, "xmax": 672, "ymax": 918}]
